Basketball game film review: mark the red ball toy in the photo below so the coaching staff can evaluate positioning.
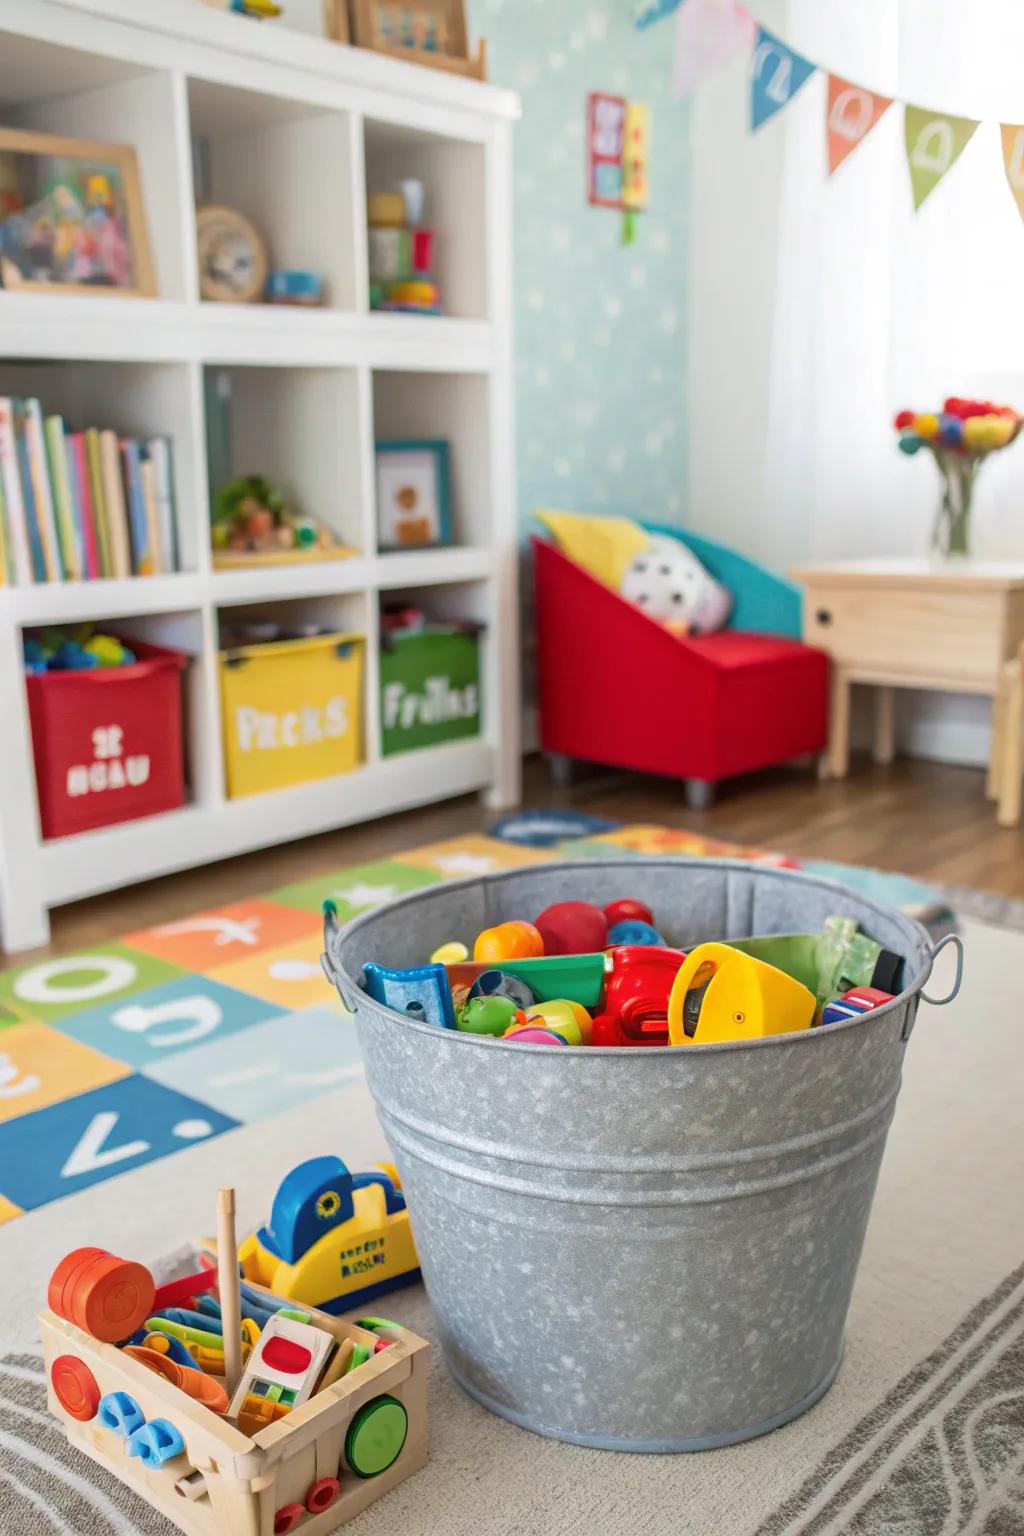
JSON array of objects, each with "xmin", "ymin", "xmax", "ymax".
[
  {"xmin": 603, "ymin": 898, "xmax": 654, "ymax": 928},
  {"xmin": 534, "ymin": 900, "xmax": 608, "ymax": 956}
]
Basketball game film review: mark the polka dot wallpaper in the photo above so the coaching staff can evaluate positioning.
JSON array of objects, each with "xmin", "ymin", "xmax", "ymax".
[{"xmin": 467, "ymin": 0, "xmax": 691, "ymax": 533}]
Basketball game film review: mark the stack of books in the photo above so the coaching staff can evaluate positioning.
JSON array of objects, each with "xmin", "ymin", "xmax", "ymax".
[{"xmin": 0, "ymin": 398, "xmax": 178, "ymax": 585}]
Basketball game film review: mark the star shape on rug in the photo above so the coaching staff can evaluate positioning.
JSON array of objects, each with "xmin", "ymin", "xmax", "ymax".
[
  {"xmin": 433, "ymin": 853, "xmax": 498, "ymax": 875},
  {"xmin": 332, "ymin": 882, "xmax": 400, "ymax": 909}
]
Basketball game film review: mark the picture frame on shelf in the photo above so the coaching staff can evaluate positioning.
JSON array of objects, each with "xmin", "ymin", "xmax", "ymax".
[
  {"xmin": 0, "ymin": 129, "xmax": 156, "ymax": 298},
  {"xmin": 196, "ymin": 205, "xmax": 269, "ymax": 304},
  {"xmin": 350, "ymin": 0, "xmax": 486, "ymax": 79},
  {"xmin": 376, "ymin": 439, "xmax": 452, "ymax": 550}
]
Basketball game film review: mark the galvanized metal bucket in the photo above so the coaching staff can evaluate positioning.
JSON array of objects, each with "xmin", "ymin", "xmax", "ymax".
[{"xmin": 322, "ymin": 858, "xmax": 962, "ymax": 1452}]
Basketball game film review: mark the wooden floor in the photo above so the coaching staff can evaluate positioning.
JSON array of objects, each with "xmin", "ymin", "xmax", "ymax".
[{"xmin": 9, "ymin": 752, "xmax": 1023, "ymax": 963}]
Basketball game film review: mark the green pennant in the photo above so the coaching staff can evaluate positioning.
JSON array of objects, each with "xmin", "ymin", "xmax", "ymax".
[{"xmin": 904, "ymin": 105, "xmax": 979, "ymax": 210}]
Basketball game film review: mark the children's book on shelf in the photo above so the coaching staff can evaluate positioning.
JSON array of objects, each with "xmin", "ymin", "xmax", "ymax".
[{"xmin": 0, "ymin": 396, "xmax": 179, "ymax": 584}]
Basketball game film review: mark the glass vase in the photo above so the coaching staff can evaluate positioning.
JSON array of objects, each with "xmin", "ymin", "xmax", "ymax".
[{"xmin": 932, "ymin": 450, "xmax": 976, "ymax": 558}]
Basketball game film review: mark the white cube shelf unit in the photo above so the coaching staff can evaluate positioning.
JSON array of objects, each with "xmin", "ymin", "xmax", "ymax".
[{"xmin": 0, "ymin": 0, "xmax": 521, "ymax": 953}]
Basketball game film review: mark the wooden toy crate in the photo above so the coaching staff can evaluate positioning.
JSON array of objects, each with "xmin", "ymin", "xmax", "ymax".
[{"xmin": 40, "ymin": 1294, "xmax": 428, "ymax": 1536}]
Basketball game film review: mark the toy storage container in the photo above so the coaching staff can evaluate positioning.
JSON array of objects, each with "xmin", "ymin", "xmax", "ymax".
[
  {"xmin": 219, "ymin": 633, "xmax": 364, "ymax": 798},
  {"xmin": 323, "ymin": 858, "xmax": 957, "ymax": 1452},
  {"xmin": 379, "ymin": 626, "xmax": 481, "ymax": 757},
  {"xmin": 25, "ymin": 641, "xmax": 188, "ymax": 840}
]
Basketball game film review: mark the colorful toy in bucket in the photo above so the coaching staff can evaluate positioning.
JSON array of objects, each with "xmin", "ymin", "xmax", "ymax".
[
  {"xmin": 590, "ymin": 946, "xmax": 686, "ymax": 1046},
  {"xmin": 457, "ymin": 995, "xmax": 526, "ymax": 1036},
  {"xmin": 512, "ymin": 998, "xmax": 592, "ymax": 1045},
  {"xmin": 820, "ymin": 986, "xmax": 893, "ymax": 1027},
  {"xmin": 534, "ymin": 900, "xmax": 607, "ymax": 955},
  {"xmin": 473, "ymin": 921, "xmax": 544, "ymax": 962},
  {"xmin": 362, "ymin": 961, "xmax": 456, "ymax": 1029},
  {"xmin": 668, "ymin": 943, "xmax": 816, "ymax": 1045}
]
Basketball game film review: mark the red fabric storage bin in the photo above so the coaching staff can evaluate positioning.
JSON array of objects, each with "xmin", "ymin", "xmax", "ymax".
[{"xmin": 25, "ymin": 641, "xmax": 188, "ymax": 840}]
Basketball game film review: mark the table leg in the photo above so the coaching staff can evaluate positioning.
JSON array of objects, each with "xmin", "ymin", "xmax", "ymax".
[
  {"xmin": 827, "ymin": 668, "xmax": 851, "ymax": 780},
  {"xmin": 987, "ymin": 682, "xmax": 1006, "ymax": 801},
  {"xmin": 873, "ymin": 686, "xmax": 896, "ymax": 766},
  {"xmin": 997, "ymin": 657, "xmax": 1024, "ymax": 827}
]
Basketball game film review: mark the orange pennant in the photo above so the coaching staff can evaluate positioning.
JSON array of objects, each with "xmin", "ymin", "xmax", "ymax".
[
  {"xmin": 826, "ymin": 74, "xmax": 892, "ymax": 173},
  {"xmin": 1001, "ymin": 124, "xmax": 1024, "ymax": 218}
]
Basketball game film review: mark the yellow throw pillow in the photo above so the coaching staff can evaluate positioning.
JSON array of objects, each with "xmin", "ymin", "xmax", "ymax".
[{"xmin": 535, "ymin": 508, "xmax": 651, "ymax": 590}]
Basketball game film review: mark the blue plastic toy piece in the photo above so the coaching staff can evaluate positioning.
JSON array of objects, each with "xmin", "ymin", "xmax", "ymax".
[
  {"xmin": 126, "ymin": 1419, "xmax": 185, "ymax": 1466},
  {"xmin": 362, "ymin": 961, "xmax": 456, "ymax": 1029},
  {"xmin": 97, "ymin": 1391, "xmax": 145, "ymax": 1439},
  {"xmin": 607, "ymin": 919, "xmax": 665, "ymax": 947},
  {"xmin": 467, "ymin": 968, "xmax": 535, "ymax": 1010},
  {"xmin": 259, "ymin": 1155, "xmax": 406, "ymax": 1265},
  {"xmin": 153, "ymin": 1306, "xmax": 224, "ymax": 1335}
]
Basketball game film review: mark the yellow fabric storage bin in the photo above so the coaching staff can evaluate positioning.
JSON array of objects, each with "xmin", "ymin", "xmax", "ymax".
[{"xmin": 219, "ymin": 632, "xmax": 364, "ymax": 798}]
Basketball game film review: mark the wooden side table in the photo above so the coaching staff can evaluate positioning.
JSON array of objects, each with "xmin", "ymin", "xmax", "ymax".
[{"xmin": 792, "ymin": 559, "xmax": 1024, "ymax": 826}]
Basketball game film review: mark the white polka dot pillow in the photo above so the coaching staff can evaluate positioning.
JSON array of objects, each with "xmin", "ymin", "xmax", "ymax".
[{"xmin": 620, "ymin": 534, "xmax": 732, "ymax": 636}]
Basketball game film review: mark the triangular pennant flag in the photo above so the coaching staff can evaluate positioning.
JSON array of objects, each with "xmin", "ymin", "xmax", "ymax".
[
  {"xmin": 750, "ymin": 27, "xmax": 816, "ymax": 131},
  {"xmin": 904, "ymin": 105, "xmax": 979, "ymax": 210},
  {"xmin": 1000, "ymin": 124, "xmax": 1024, "ymax": 218},
  {"xmin": 634, "ymin": 0, "xmax": 684, "ymax": 30},
  {"xmin": 672, "ymin": 0, "xmax": 756, "ymax": 101},
  {"xmin": 826, "ymin": 75, "xmax": 891, "ymax": 173}
]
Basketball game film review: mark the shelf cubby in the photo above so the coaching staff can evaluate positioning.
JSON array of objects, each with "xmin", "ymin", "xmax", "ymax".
[
  {"xmin": 0, "ymin": 358, "xmax": 201, "ymax": 574},
  {"xmin": 371, "ymin": 370, "xmax": 490, "ymax": 552},
  {"xmin": 189, "ymin": 77, "xmax": 360, "ymax": 311},
  {"xmin": 204, "ymin": 363, "xmax": 367, "ymax": 556},
  {"xmin": 364, "ymin": 118, "xmax": 487, "ymax": 320},
  {"xmin": 0, "ymin": 36, "xmax": 191, "ymax": 302}
]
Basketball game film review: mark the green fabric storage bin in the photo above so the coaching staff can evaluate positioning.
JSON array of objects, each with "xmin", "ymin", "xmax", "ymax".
[{"xmin": 379, "ymin": 627, "xmax": 481, "ymax": 756}]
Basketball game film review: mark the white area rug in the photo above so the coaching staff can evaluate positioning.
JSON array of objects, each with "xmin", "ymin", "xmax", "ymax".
[{"xmin": 1, "ymin": 916, "xmax": 1020, "ymax": 1535}]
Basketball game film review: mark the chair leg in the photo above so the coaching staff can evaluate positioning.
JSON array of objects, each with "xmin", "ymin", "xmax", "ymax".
[
  {"xmin": 547, "ymin": 753, "xmax": 574, "ymax": 789},
  {"xmin": 997, "ymin": 657, "xmax": 1024, "ymax": 827},
  {"xmin": 684, "ymin": 778, "xmax": 715, "ymax": 812}
]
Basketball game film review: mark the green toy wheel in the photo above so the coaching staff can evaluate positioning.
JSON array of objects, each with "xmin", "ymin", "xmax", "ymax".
[{"xmin": 345, "ymin": 1395, "xmax": 408, "ymax": 1478}]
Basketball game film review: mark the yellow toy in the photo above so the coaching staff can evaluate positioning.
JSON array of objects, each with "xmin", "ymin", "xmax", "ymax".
[
  {"xmin": 238, "ymin": 1156, "xmax": 420, "ymax": 1313},
  {"xmin": 667, "ymin": 942, "xmax": 816, "ymax": 1045},
  {"xmin": 509, "ymin": 998, "xmax": 593, "ymax": 1046}
]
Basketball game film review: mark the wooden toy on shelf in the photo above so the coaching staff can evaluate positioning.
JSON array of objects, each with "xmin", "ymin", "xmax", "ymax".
[
  {"xmin": 367, "ymin": 180, "xmax": 442, "ymax": 313},
  {"xmin": 210, "ymin": 475, "xmax": 357, "ymax": 569},
  {"xmin": 41, "ymin": 1183, "xmax": 429, "ymax": 1536}
]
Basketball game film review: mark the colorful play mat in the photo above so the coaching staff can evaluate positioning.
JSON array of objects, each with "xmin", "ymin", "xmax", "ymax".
[{"xmin": 0, "ymin": 820, "xmax": 947, "ymax": 1226}]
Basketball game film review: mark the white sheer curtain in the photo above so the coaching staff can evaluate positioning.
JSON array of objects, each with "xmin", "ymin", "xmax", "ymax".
[{"xmin": 763, "ymin": 0, "xmax": 1024, "ymax": 564}]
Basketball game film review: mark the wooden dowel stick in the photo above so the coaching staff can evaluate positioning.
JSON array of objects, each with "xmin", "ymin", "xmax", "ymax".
[{"xmin": 217, "ymin": 1187, "xmax": 243, "ymax": 1399}]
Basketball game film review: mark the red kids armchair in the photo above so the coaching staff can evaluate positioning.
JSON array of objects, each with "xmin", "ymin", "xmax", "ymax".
[{"xmin": 533, "ymin": 520, "xmax": 829, "ymax": 809}]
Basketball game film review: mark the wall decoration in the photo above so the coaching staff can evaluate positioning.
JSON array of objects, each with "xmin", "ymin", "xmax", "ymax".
[
  {"xmin": 826, "ymin": 76, "xmax": 891, "ymax": 175},
  {"xmin": 671, "ymin": 0, "xmax": 754, "ymax": 101},
  {"xmin": 750, "ymin": 28, "xmax": 816, "ymax": 132},
  {"xmin": 376, "ymin": 440, "xmax": 452, "ymax": 550},
  {"xmin": 904, "ymin": 108, "xmax": 979, "ymax": 211},
  {"xmin": 644, "ymin": 0, "xmax": 1019, "ymax": 220},
  {"xmin": 633, "ymin": 0, "xmax": 684, "ymax": 30},
  {"xmin": 0, "ymin": 130, "xmax": 155, "ymax": 298},
  {"xmin": 351, "ymin": 0, "xmax": 486, "ymax": 80},
  {"xmin": 195, "ymin": 205, "xmax": 269, "ymax": 304},
  {"xmin": 587, "ymin": 92, "xmax": 649, "ymax": 242}
]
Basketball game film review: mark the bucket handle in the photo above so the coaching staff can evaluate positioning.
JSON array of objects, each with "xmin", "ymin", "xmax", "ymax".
[
  {"xmin": 321, "ymin": 900, "xmax": 361, "ymax": 1015},
  {"xmin": 920, "ymin": 932, "xmax": 964, "ymax": 1007}
]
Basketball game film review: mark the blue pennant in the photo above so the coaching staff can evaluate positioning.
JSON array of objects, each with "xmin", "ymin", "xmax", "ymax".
[
  {"xmin": 750, "ymin": 27, "xmax": 816, "ymax": 131},
  {"xmin": 633, "ymin": 0, "xmax": 684, "ymax": 29}
]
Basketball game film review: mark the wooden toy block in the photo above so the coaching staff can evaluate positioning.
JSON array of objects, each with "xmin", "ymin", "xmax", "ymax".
[{"xmin": 40, "ymin": 1281, "xmax": 429, "ymax": 1536}]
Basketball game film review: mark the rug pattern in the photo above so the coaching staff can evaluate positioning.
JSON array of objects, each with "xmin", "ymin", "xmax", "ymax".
[{"xmin": 0, "ymin": 822, "xmax": 947, "ymax": 1226}]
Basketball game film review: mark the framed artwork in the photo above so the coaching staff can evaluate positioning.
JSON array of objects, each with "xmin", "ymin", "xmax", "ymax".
[
  {"xmin": 196, "ymin": 205, "xmax": 269, "ymax": 304},
  {"xmin": 350, "ymin": 0, "xmax": 486, "ymax": 79},
  {"xmin": 0, "ymin": 129, "xmax": 156, "ymax": 298},
  {"xmin": 376, "ymin": 440, "xmax": 452, "ymax": 550}
]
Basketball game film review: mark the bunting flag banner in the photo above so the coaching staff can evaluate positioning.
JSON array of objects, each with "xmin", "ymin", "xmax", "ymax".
[
  {"xmin": 1000, "ymin": 124, "xmax": 1024, "ymax": 218},
  {"xmin": 904, "ymin": 105, "xmax": 979, "ymax": 210},
  {"xmin": 671, "ymin": 0, "xmax": 755, "ymax": 101},
  {"xmin": 826, "ymin": 75, "xmax": 891, "ymax": 174},
  {"xmin": 750, "ymin": 27, "xmax": 816, "ymax": 132},
  {"xmin": 634, "ymin": 0, "xmax": 685, "ymax": 30}
]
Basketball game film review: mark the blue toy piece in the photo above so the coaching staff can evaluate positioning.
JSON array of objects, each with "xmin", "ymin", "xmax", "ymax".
[
  {"xmin": 97, "ymin": 1392, "xmax": 145, "ymax": 1439},
  {"xmin": 362, "ymin": 961, "xmax": 456, "ymax": 1029},
  {"xmin": 607, "ymin": 919, "xmax": 665, "ymax": 947},
  {"xmin": 143, "ymin": 1331, "xmax": 201, "ymax": 1370},
  {"xmin": 152, "ymin": 1305, "xmax": 225, "ymax": 1335},
  {"xmin": 467, "ymin": 967, "xmax": 535, "ymax": 1010},
  {"xmin": 258, "ymin": 1155, "xmax": 406, "ymax": 1266},
  {"xmin": 125, "ymin": 1419, "xmax": 185, "ymax": 1466}
]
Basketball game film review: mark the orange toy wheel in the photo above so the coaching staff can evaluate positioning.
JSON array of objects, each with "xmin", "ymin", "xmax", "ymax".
[
  {"xmin": 69, "ymin": 1255, "xmax": 155, "ymax": 1343},
  {"xmin": 51, "ymin": 1355, "xmax": 100, "ymax": 1422},
  {"xmin": 273, "ymin": 1505, "xmax": 305, "ymax": 1534},
  {"xmin": 306, "ymin": 1477, "xmax": 341, "ymax": 1514}
]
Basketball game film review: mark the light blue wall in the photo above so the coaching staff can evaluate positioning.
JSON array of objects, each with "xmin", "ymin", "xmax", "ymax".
[{"xmin": 468, "ymin": 0, "xmax": 690, "ymax": 532}]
